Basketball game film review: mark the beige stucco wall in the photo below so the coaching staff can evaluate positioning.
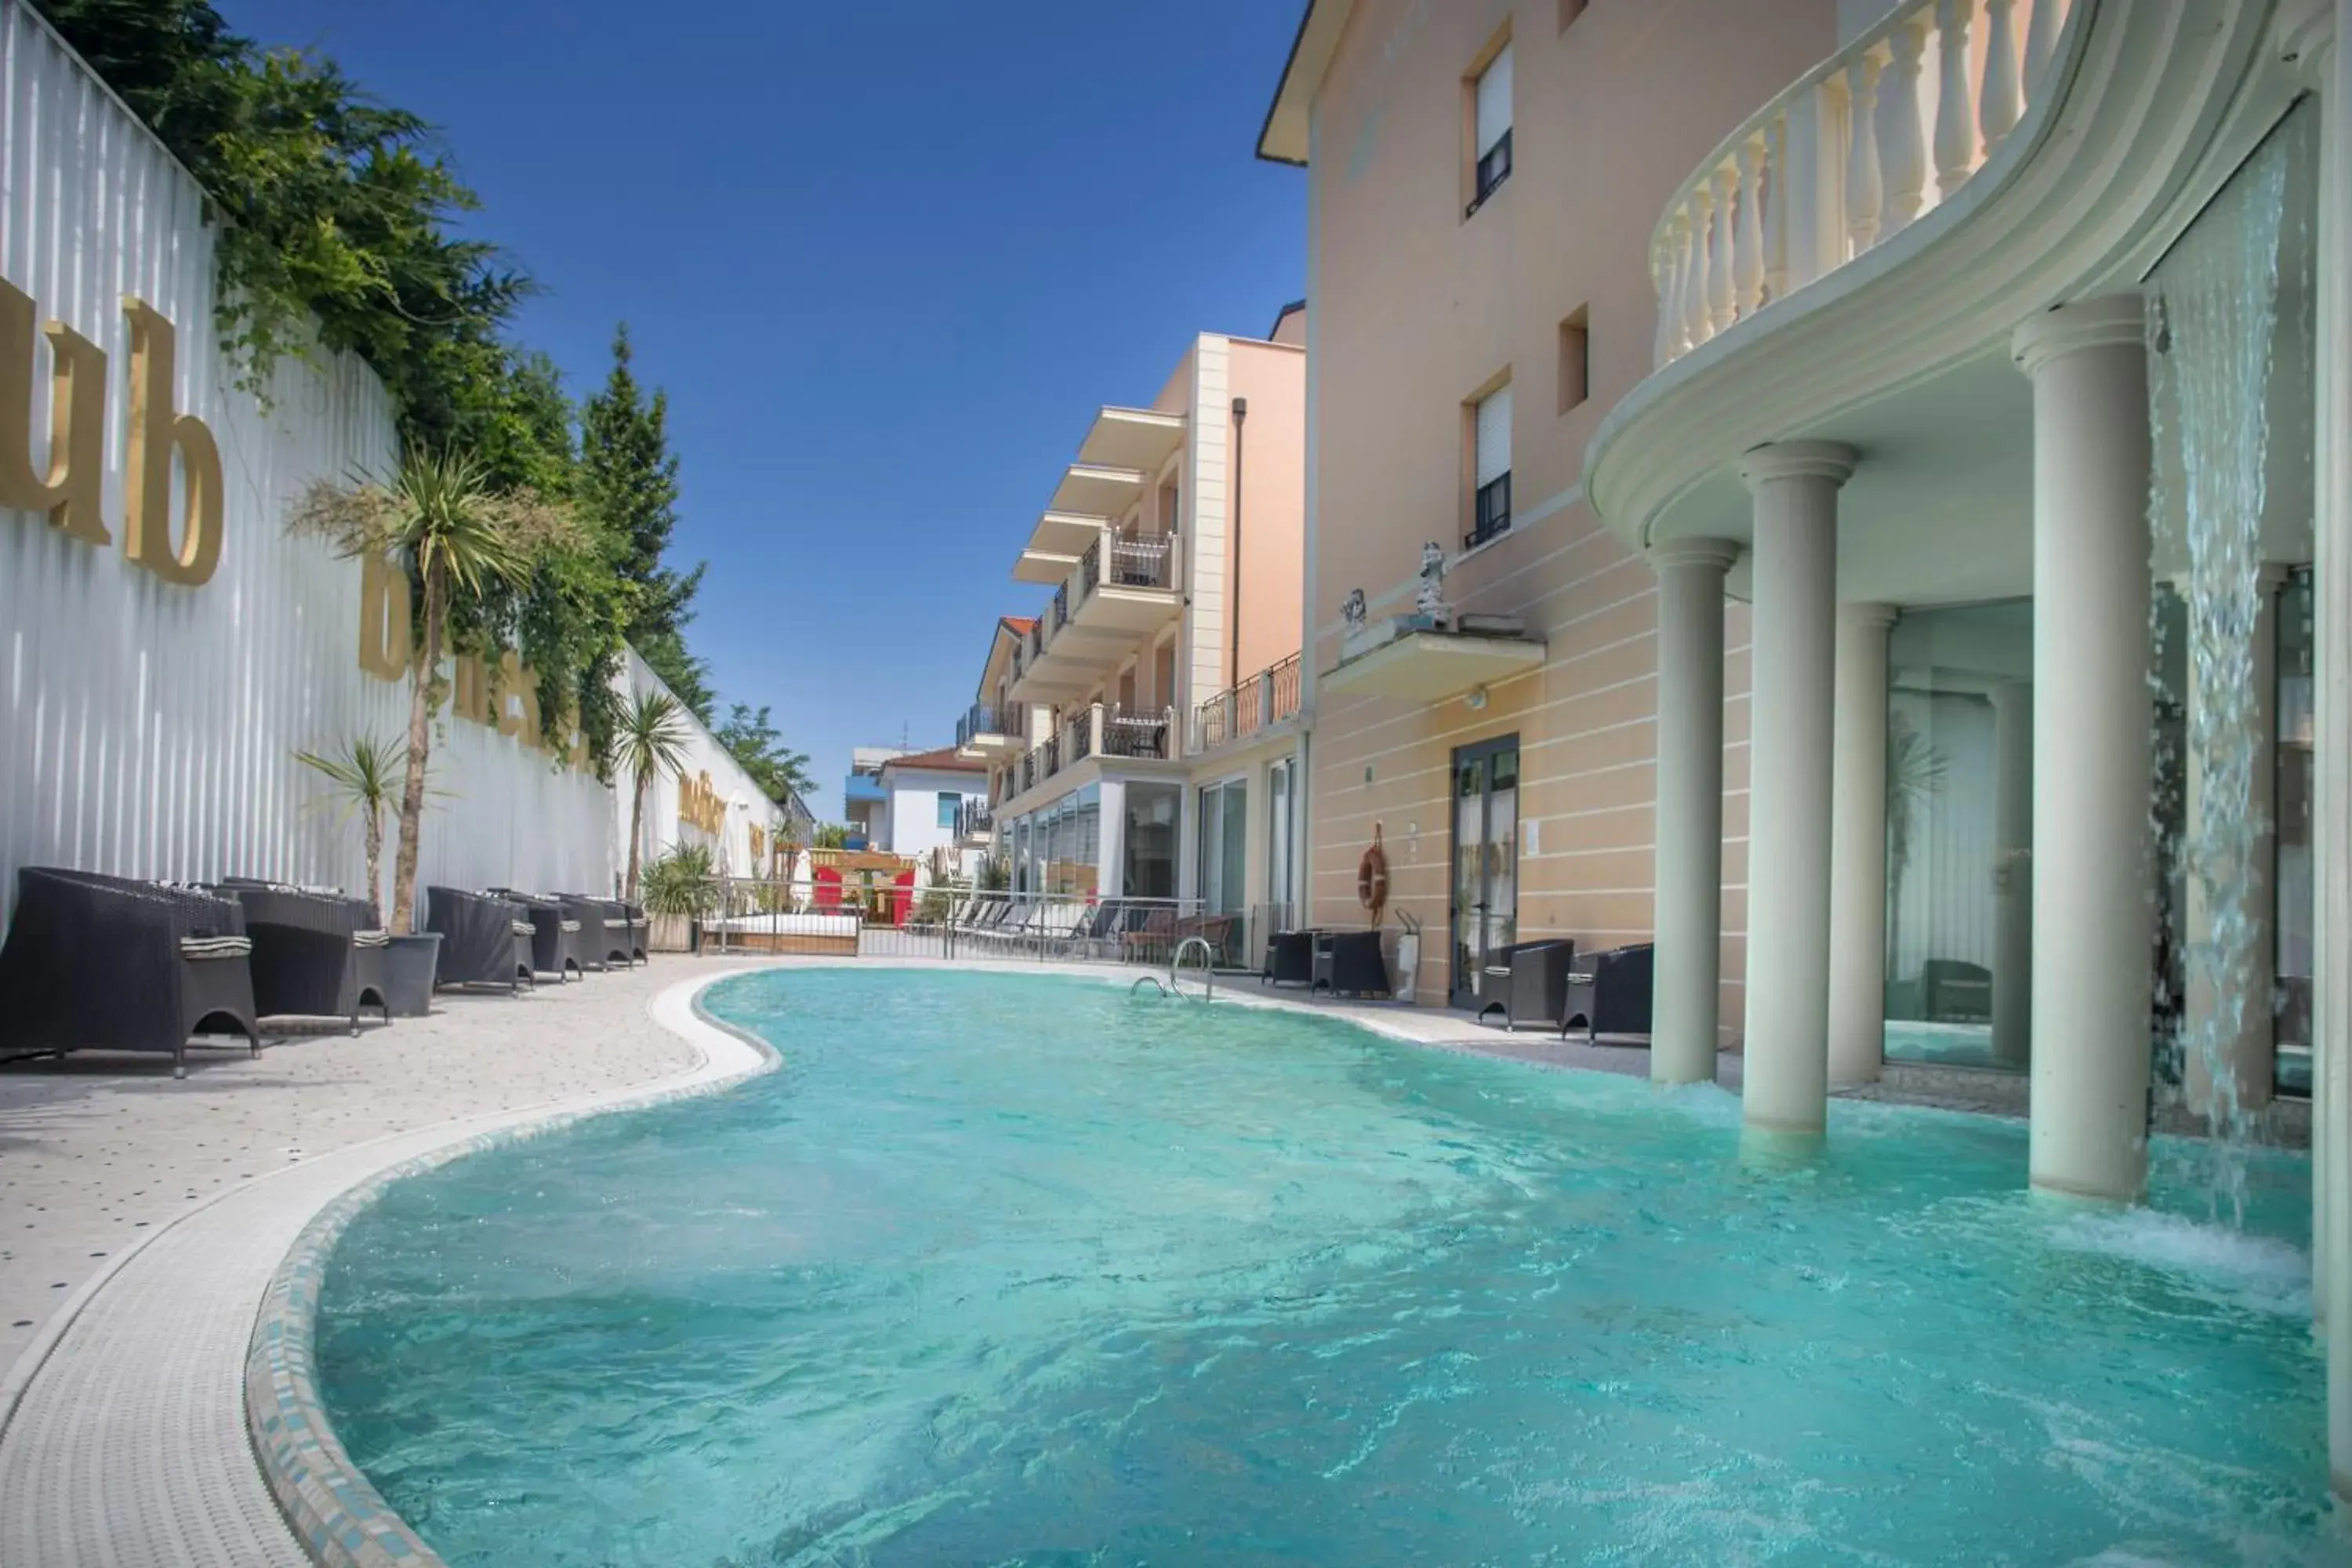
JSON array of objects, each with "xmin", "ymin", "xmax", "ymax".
[
  {"xmin": 1301, "ymin": 0, "xmax": 1836, "ymax": 1022},
  {"xmin": 1229, "ymin": 339, "xmax": 1308, "ymax": 685}
]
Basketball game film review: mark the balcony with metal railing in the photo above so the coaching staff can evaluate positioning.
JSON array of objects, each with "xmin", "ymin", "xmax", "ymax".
[
  {"xmin": 953, "ymin": 797, "xmax": 994, "ymax": 844},
  {"xmin": 1009, "ymin": 521, "xmax": 1182, "ymax": 706},
  {"xmin": 956, "ymin": 702, "xmax": 1021, "ymax": 756},
  {"xmin": 1190, "ymin": 652, "xmax": 1302, "ymax": 755}
]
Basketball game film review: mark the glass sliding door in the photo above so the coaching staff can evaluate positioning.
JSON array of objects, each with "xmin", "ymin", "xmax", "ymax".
[
  {"xmin": 1196, "ymin": 779, "xmax": 1247, "ymax": 914},
  {"xmin": 1449, "ymin": 735, "xmax": 1520, "ymax": 1007}
]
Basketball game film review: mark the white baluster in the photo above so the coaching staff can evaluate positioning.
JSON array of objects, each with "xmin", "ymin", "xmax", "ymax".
[
  {"xmin": 1650, "ymin": 239, "xmax": 1671, "ymax": 368},
  {"xmin": 1763, "ymin": 111, "xmax": 1790, "ymax": 302},
  {"xmin": 1846, "ymin": 50, "xmax": 1885, "ymax": 256},
  {"xmin": 1933, "ymin": 0, "xmax": 1977, "ymax": 197},
  {"xmin": 1980, "ymin": 0, "xmax": 2024, "ymax": 150},
  {"xmin": 2023, "ymin": 0, "xmax": 2060, "ymax": 96},
  {"xmin": 1665, "ymin": 212, "xmax": 1694, "ymax": 360},
  {"xmin": 1685, "ymin": 185, "xmax": 1716, "ymax": 347},
  {"xmin": 1708, "ymin": 164, "xmax": 1738, "ymax": 332},
  {"xmin": 1733, "ymin": 138, "xmax": 1766, "ymax": 318},
  {"xmin": 1880, "ymin": 19, "xmax": 1929, "ymax": 231}
]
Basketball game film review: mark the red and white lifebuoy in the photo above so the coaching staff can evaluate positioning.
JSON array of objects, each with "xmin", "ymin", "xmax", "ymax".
[{"xmin": 1357, "ymin": 824, "xmax": 1389, "ymax": 924}]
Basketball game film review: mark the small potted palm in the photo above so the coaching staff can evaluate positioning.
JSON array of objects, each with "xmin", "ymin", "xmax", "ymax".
[
  {"xmin": 642, "ymin": 844, "xmax": 720, "ymax": 953},
  {"xmin": 296, "ymin": 735, "xmax": 441, "ymax": 1016}
]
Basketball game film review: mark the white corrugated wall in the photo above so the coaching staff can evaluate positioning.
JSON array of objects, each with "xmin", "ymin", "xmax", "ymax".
[
  {"xmin": 0, "ymin": 1, "xmax": 614, "ymax": 924},
  {"xmin": 609, "ymin": 649, "xmax": 789, "ymax": 888}
]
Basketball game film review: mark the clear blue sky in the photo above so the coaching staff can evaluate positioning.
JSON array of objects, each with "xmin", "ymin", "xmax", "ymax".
[{"xmin": 220, "ymin": 0, "xmax": 1305, "ymax": 815}]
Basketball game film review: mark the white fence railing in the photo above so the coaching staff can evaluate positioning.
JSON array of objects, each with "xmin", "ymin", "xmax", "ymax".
[{"xmin": 1651, "ymin": 0, "xmax": 2074, "ymax": 371}]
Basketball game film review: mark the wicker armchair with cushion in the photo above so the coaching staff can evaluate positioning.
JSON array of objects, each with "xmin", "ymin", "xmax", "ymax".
[
  {"xmin": 1479, "ymin": 938, "xmax": 1577, "ymax": 1032},
  {"xmin": 426, "ymin": 887, "xmax": 532, "ymax": 994},
  {"xmin": 1559, "ymin": 942, "xmax": 1656, "ymax": 1042},
  {"xmin": 216, "ymin": 881, "xmax": 392, "ymax": 1033},
  {"xmin": 551, "ymin": 895, "xmax": 613, "ymax": 973},
  {"xmin": 0, "ymin": 867, "xmax": 263, "ymax": 1077},
  {"xmin": 1120, "ymin": 906, "xmax": 1178, "ymax": 964},
  {"xmin": 490, "ymin": 891, "xmax": 575, "ymax": 982},
  {"xmin": 568, "ymin": 896, "xmax": 637, "ymax": 967}
]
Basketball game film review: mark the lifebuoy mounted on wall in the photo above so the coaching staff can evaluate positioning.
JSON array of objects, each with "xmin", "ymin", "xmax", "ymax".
[{"xmin": 1357, "ymin": 823, "xmax": 1389, "ymax": 926}]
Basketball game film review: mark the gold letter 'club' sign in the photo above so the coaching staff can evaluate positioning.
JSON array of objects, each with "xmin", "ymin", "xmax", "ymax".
[
  {"xmin": 679, "ymin": 771, "xmax": 726, "ymax": 835},
  {"xmin": 0, "ymin": 281, "xmax": 225, "ymax": 584}
]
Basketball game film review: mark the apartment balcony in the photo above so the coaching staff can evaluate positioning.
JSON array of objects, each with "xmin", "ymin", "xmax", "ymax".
[
  {"xmin": 953, "ymin": 797, "xmax": 994, "ymax": 846},
  {"xmin": 1076, "ymin": 405, "xmax": 1185, "ymax": 473},
  {"xmin": 1190, "ymin": 653, "xmax": 1302, "ymax": 756},
  {"xmin": 955, "ymin": 703, "xmax": 1021, "ymax": 758},
  {"xmin": 1007, "ymin": 523, "xmax": 1182, "ymax": 705},
  {"xmin": 996, "ymin": 702, "xmax": 1181, "ymax": 819}
]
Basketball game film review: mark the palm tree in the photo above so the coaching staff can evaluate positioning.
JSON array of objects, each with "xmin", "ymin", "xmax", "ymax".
[
  {"xmin": 1884, "ymin": 709, "xmax": 1951, "ymax": 985},
  {"xmin": 292, "ymin": 447, "xmax": 571, "ymax": 931},
  {"xmin": 294, "ymin": 735, "xmax": 407, "ymax": 925},
  {"xmin": 613, "ymin": 686, "xmax": 695, "ymax": 900}
]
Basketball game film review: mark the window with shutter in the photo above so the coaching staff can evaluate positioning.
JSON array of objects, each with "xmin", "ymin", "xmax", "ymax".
[
  {"xmin": 1470, "ymin": 386, "xmax": 1513, "ymax": 549},
  {"xmin": 1471, "ymin": 45, "xmax": 1514, "ymax": 212}
]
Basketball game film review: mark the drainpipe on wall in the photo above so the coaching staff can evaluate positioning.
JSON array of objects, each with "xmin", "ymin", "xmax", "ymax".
[{"xmin": 1230, "ymin": 396, "xmax": 1248, "ymax": 690}]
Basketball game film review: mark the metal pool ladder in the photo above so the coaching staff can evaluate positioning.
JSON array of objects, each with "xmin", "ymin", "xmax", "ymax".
[{"xmin": 1170, "ymin": 935, "xmax": 1216, "ymax": 1003}]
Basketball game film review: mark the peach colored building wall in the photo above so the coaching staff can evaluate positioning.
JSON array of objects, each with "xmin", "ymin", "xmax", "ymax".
[
  {"xmin": 1228, "ymin": 339, "xmax": 1308, "ymax": 686},
  {"xmin": 1291, "ymin": 0, "xmax": 1836, "ymax": 1021}
]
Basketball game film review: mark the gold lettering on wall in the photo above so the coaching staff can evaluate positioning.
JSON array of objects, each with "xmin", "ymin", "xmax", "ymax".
[
  {"xmin": 0, "ymin": 279, "xmax": 108, "ymax": 546},
  {"xmin": 357, "ymin": 552, "xmax": 415, "ymax": 679},
  {"xmin": 678, "ymin": 770, "xmax": 725, "ymax": 835},
  {"xmin": 122, "ymin": 297, "xmax": 226, "ymax": 586}
]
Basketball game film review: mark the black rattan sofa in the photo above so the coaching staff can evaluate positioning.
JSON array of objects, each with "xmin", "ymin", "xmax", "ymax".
[
  {"xmin": 1263, "ymin": 928, "xmax": 1316, "ymax": 988},
  {"xmin": 426, "ymin": 887, "xmax": 532, "ymax": 994},
  {"xmin": 0, "ymin": 867, "xmax": 263, "ymax": 1077},
  {"xmin": 216, "ymin": 880, "xmax": 390, "ymax": 1033}
]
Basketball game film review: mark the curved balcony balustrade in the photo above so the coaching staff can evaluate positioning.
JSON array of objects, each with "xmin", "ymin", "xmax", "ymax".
[{"xmin": 1653, "ymin": 0, "xmax": 2073, "ymax": 373}]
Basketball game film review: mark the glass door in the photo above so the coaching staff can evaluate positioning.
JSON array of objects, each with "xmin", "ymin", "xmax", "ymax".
[{"xmin": 1449, "ymin": 735, "xmax": 1521, "ymax": 1007}]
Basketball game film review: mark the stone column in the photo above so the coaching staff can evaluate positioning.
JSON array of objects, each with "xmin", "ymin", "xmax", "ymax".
[
  {"xmin": 2324, "ymin": 2, "xmax": 2352, "ymax": 1497},
  {"xmin": 1828, "ymin": 602, "xmax": 1898, "ymax": 1086},
  {"xmin": 2012, "ymin": 296, "xmax": 2154, "ymax": 1203},
  {"xmin": 1649, "ymin": 538, "xmax": 1744, "ymax": 1085},
  {"xmin": 1738, "ymin": 441, "xmax": 1857, "ymax": 1136},
  {"xmin": 1990, "ymin": 680, "xmax": 2034, "ymax": 1069},
  {"xmin": 2183, "ymin": 566, "xmax": 2288, "ymax": 1119}
]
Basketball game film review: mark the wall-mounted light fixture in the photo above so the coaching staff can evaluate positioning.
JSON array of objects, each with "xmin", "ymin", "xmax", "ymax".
[{"xmin": 1465, "ymin": 684, "xmax": 1490, "ymax": 711}]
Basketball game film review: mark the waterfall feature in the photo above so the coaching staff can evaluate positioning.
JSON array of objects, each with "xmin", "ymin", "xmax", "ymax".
[{"xmin": 2146, "ymin": 135, "xmax": 2290, "ymax": 1224}]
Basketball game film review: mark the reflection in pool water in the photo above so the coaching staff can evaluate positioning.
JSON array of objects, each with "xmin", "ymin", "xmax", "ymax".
[{"xmin": 317, "ymin": 969, "xmax": 2337, "ymax": 1566}]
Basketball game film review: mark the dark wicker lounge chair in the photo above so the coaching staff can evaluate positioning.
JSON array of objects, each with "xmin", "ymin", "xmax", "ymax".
[
  {"xmin": 1560, "ymin": 942, "xmax": 1655, "ymax": 1042},
  {"xmin": 1479, "ymin": 938, "xmax": 1576, "ymax": 1031},
  {"xmin": 426, "ymin": 887, "xmax": 532, "ymax": 994},
  {"xmin": 568, "ymin": 895, "xmax": 637, "ymax": 967},
  {"xmin": 0, "ymin": 867, "xmax": 263, "ymax": 1077},
  {"xmin": 1321, "ymin": 929, "xmax": 1391, "ymax": 998},
  {"xmin": 490, "ymin": 891, "xmax": 575, "ymax": 982},
  {"xmin": 1263, "ymin": 928, "xmax": 1316, "ymax": 988},
  {"xmin": 551, "ymin": 895, "xmax": 612, "ymax": 973},
  {"xmin": 216, "ymin": 880, "xmax": 391, "ymax": 1033}
]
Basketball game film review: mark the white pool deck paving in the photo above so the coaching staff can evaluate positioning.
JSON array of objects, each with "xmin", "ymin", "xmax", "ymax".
[{"xmin": 0, "ymin": 952, "xmax": 1979, "ymax": 1566}]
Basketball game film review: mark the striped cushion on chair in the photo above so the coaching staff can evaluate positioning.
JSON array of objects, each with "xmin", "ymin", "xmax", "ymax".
[
  {"xmin": 511, "ymin": 920, "xmax": 536, "ymax": 938},
  {"xmin": 352, "ymin": 929, "xmax": 390, "ymax": 949},
  {"xmin": 180, "ymin": 935, "xmax": 253, "ymax": 960},
  {"xmin": 603, "ymin": 918, "xmax": 631, "ymax": 930},
  {"xmin": 559, "ymin": 920, "xmax": 582, "ymax": 933}
]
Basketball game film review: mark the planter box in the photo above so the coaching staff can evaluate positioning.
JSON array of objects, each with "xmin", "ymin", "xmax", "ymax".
[
  {"xmin": 382, "ymin": 933, "xmax": 442, "ymax": 1018},
  {"xmin": 648, "ymin": 912, "xmax": 693, "ymax": 953}
]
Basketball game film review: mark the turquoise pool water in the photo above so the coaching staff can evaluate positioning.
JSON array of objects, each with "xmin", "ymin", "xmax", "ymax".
[{"xmin": 317, "ymin": 969, "xmax": 2337, "ymax": 1566}]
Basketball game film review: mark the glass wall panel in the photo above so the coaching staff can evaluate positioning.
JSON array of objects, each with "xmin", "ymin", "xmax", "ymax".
[
  {"xmin": 1882, "ymin": 601, "xmax": 2033, "ymax": 1071},
  {"xmin": 1125, "ymin": 782, "xmax": 1180, "ymax": 898},
  {"xmin": 1196, "ymin": 779, "xmax": 1247, "ymax": 914},
  {"xmin": 2276, "ymin": 567, "xmax": 2314, "ymax": 1094}
]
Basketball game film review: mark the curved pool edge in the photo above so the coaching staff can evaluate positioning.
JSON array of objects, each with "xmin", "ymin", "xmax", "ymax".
[{"xmin": 243, "ymin": 967, "xmax": 782, "ymax": 1568}]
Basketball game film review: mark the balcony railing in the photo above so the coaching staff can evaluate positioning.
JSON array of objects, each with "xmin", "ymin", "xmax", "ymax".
[
  {"xmin": 1651, "ymin": 0, "xmax": 2071, "ymax": 372},
  {"xmin": 956, "ymin": 703, "xmax": 1014, "ymax": 748},
  {"xmin": 1189, "ymin": 653, "xmax": 1301, "ymax": 753},
  {"xmin": 954, "ymin": 798, "xmax": 993, "ymax": 841},
  {"xmin": 1104, "ymin": 707, "xmax": 1174, "ymax": 760},
  {"xmin": 1105, "ymin": 534, "xmax": 1173, "ymax": 590}
]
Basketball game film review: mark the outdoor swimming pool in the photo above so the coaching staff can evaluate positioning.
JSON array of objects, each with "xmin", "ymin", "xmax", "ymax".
[{"xmin": 316, "ymin": 968, "xmax": 2337, "ymax": 1565}]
